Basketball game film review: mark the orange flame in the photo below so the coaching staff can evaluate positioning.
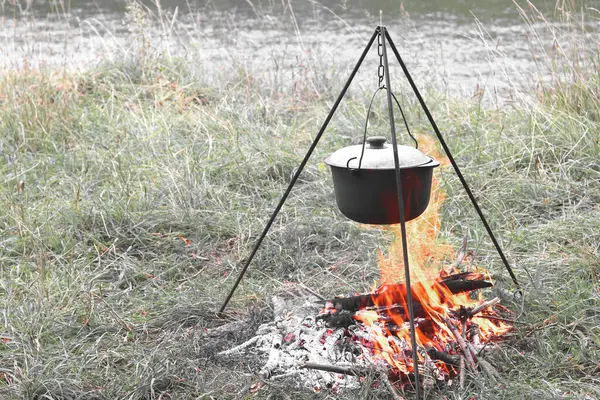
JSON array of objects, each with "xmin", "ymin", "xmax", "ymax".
[{"xmin": 354, "ymin": 134, "xmax": 511, "ymax": 377}]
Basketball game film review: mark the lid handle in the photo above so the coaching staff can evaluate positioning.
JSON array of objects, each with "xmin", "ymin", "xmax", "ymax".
[{"xmin": 366, "ymin": 136, "xmax": 387, "ymax": 149}]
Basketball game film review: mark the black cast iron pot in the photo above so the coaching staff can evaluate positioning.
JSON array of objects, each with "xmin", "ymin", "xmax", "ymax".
[{"xmin": 324, "ymin": 136, "xmax": 440, "ymax": 225}]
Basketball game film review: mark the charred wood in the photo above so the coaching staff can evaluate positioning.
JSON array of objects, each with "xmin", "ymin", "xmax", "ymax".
[
  {"xmin": 301, "ymin": 362, "xmax": 369, "ymax": 377},
  {"xmin": 425, "ymin": 348, "xmax": 460, "ymax": 367},
  {"xmin": 320, "ymin": 273, "xmax": 492, "ymax": 313},
  {"xmin": 316, "ymin": 311, "xmax": 356, "ymax": 327}
]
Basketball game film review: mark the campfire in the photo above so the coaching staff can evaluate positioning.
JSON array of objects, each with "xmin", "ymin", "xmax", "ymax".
[
  {"xmin": 217, "ymin": 136, "xmax": 514, "ymax": 395},
  {"xmin": 318, "ymin": 136, "xmax": 512, "ymax": 384}
]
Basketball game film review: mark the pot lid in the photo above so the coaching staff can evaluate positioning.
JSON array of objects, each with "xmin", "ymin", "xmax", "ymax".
[{"xmin": 324, "ymin": 136, "xmax": 438, "ymax": 170}]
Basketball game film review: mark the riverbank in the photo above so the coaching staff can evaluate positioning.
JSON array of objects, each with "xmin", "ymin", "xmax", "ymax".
[{"xmin": 1, "ymin": 2, "xmax": 599, "ymax": 399}]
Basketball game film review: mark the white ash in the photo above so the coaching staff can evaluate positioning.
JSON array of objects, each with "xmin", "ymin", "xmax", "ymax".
[
  {"xmin": 217, "ymin": 287, "xmax": 363, "ymax": 392},
  {"xmin": 216, "ymin": 285, "xmax": 448, "ymax": 393}
]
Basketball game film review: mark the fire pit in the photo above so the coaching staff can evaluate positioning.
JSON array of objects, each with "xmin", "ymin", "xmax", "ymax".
[
  {"xmin": 218, "ymin": 138, "xmax": 514, "ymax": 395},
  {"xmin": 217, "ymin": 276, "xmax": 512, "ymax": 395}
]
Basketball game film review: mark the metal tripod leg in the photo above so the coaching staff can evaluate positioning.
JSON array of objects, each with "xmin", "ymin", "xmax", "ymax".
[
  {"xmin": 380, "ymin": 26, "xmax": 422, "ymax": 399},
  {"xmin": 384, "ymin": 30, "xmax": 521, "ymax": 291},
  {"xmin": 219, "ymin": 27, "xmax": 381, "ymax": 314}
]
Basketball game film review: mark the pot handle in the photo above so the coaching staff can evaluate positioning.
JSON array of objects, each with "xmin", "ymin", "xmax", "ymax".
[
  {"xmin": 346, "ymin": 156, "xmax": 357, "ymax": 169},
  {"xmin": 354, "ymin": 87, "xmax": 419, "ymax": 170}
]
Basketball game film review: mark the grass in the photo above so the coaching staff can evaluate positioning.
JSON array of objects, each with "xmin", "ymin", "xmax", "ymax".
[{"xmin": 1, "ymin": 1, "xmax": 599, "ymax": 399}]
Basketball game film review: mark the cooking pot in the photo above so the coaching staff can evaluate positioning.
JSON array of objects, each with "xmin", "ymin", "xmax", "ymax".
[{"xmin": 324, "ymin": 136, "xmax": 440, "ymax": 224}]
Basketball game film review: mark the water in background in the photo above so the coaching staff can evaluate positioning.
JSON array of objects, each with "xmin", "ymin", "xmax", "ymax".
[{"xmin": 1, "ymin": 0, "xmax": 598, "ymax": 103}]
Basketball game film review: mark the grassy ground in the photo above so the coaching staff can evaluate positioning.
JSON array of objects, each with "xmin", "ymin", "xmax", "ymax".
[{"xmin": 1, "ymin": 2, "xmax": 600, "ymax": 400}]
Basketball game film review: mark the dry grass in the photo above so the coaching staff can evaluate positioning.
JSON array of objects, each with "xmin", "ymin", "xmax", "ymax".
[{"xmin": 0, "ymin": 1, "xmax": 599, "ymax": 399}]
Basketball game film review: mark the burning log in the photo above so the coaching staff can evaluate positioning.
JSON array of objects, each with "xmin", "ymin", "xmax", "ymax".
[
  {"xmin": 317, "ymin": 273, "xmax": 494, "ymax": 328},
  {"xmin": 315, "ymin": 311, "xmax": 356, "ymax": 327},
  {"xmin": 425, "ymin": 348, "xmax": 460, "ymax": 367},
  {"xmin": 317, "ymin": 303, "xmax": 428, "ymax": 327},
  {"xmin": 320, "ymin": 272, "xmax": 492, "ymax": 313}
]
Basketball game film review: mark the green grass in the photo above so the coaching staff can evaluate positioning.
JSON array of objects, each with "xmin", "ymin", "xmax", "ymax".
[{"xmin": 1, "ymin": 2, "xmax": 600, "ymax": 399}]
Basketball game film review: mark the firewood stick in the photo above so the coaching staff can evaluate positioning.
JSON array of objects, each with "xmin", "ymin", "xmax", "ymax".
[
  {"xmin": 379, "ymin": 371, "xmax": 406, "ymax": 400},
  {"xmin": 465, "ymin": 340, "xmax": 481, "ymax": 363},
  {"xmin": 217, "ymin": 335, "xmax": 261, "ymax": 356},
  {"xmin": 459, "ymin": 353, "xmax": 465, "ymax": 389},
  {"xmin": 478, "ymin": 358, "xmax": 500, "ymax": 382},
  {"xmin": 271, "ymin": 370, "xmax": 302, "ymax": 380},
  {"xmin": 298, "ymin": 282, "xmax": 326, "ymax": 301},
  {"xmin": 451, "ymin": 236, "xmax": 468, "ymax": 269},
  {"xmin": 319, "ymin": 358, "xmax": 406, "ymax": 400},
  {"xmin": 469, "ymin": 297, "xmax": 500, "ymax": 316},
  {"xmin": 422, "ymin": 352, "xmax": 438, "ymax": 389},
  {"xmin": 460, "ymin": 319, "xmax": 480, "ymax": 364},
  {"xmin": 470, "ymin": 324, "xmax": 481, "ymax": 348},
  {"xmin": 259, "ymin": 333, "xmax": 283, "ymax": 378},
  {"xmin": 300, "ymin": 362, "xmax": 369, "ymax": 376},
  {"xmin": 460, "ymin": 317, "xmax": 467, "ymax": 389},
  {"xmin": 475, "ymin": 315, "xmax": 522, "ymax": 324},
  {"xmin": 319, "ymin": 273, "xmax": 493, "ymax": 312},
  {"xmin": 461, "ymin": 319, "xmax": 478, "ymax": 365},
  {"xmin": 443, "ymin": 318, "xmax": 477, "ymax": 374}
]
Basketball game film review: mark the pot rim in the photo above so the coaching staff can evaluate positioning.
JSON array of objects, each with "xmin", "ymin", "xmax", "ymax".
[
  {"xmin": 324, "ymin": 153, "xmax": 441, "ymax": 170},
  {"xmin": 324, "ymin": 137, "xmax": 441, "ymax": 170}
]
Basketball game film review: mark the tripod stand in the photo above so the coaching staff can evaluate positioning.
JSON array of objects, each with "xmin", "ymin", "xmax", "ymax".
[{"xmin": 219, "ymin": 26, "xmax": 520, "ymax": 398}]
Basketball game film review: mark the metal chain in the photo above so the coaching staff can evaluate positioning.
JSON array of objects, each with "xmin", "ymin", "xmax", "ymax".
[{"xmin": 377, "ymin": 31, "xmax": 385, "ymax": 88}]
